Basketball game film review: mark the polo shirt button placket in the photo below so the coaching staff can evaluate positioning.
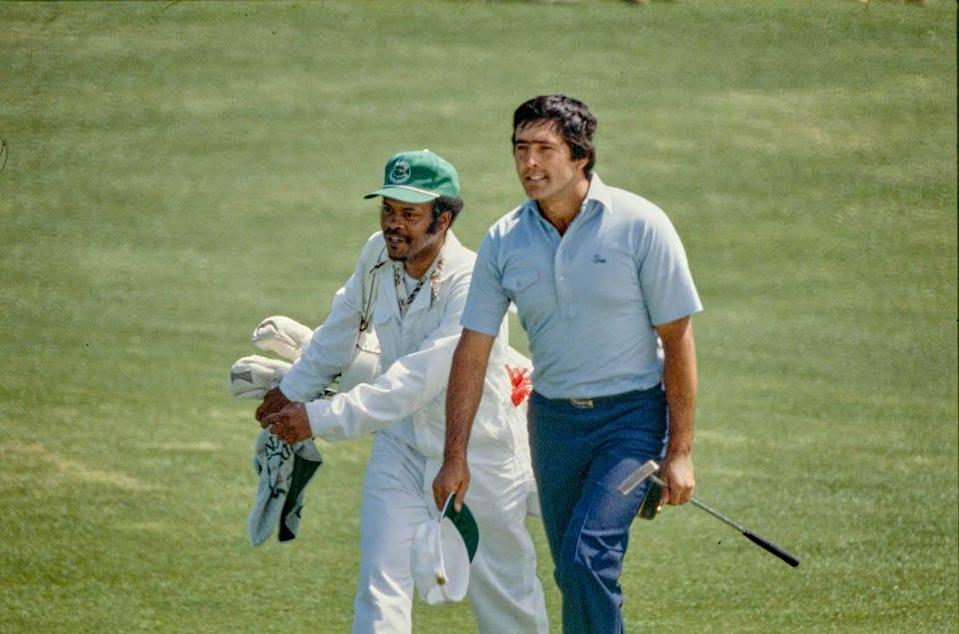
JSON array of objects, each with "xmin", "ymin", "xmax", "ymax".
[{"xmin": 555, "ymin": 247, "xmax": 573, "ymax": 319}]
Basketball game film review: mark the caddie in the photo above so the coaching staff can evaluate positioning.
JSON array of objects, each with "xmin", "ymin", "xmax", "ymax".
[
  {"xmin": 434, "ymin": 95, "xmax": 703, "ymax": 632},
  {"xmin": 256, "ymin": 150, "xmax": 548, "ymax": 634}
]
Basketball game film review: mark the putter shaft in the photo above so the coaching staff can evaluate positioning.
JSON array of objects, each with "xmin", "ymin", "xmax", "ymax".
[
  {"xmin": 649, "ymin": 474, "xmax": 747, "ymax": 533},
  {"xmin": 618, "ymin": 460, "xmax": 800, "ymax": 567},
  {"xmin": 650, "ymin": 474, "xmax": 800, "ymax": 567}
]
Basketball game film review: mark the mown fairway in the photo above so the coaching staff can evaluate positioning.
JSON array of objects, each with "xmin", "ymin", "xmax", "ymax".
[{"xmin": 1, "ymin": 1, "xmax": 955, "ymax": 632}]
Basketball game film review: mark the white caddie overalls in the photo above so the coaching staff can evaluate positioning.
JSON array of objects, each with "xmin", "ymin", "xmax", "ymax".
[{"xmin": 281, "ymin": 231, "xmax": 548, "ymax": 634}]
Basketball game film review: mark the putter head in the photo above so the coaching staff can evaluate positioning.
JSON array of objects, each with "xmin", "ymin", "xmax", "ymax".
[
  {"xmin": 616, "ymin": 460, "xmax": 659, "ymax": 496},
  {"xmin": 616, "ymin": 459, "xmax": 664, "ymax": 521},
  {"xmin": 637, "ymin": 479, "xmax": 663, "ymax": 520}
]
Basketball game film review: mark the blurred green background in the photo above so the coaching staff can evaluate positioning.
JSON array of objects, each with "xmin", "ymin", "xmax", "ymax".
[{"xmin": 1, "ymin": 1, "xmax": 955, "ymax": 632}]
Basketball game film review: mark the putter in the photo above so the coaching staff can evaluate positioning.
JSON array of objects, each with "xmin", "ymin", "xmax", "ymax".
[{"xmin": 619, "ymin": 460, "xmax": 800, "ymax": 568}]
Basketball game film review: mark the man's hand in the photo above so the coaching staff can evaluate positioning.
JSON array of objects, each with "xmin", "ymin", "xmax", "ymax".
[
  {"xmin": 432, "ymin": 456, "xmax": 470, "ymax": 512},
  {"xmin": 255, "ymin": 387, "xmax": 292, "ymax": 423},
  {"xmin": 659, "ymin": 452, "xmax": 695, "ymax": 506},
  {"xmin": 262, "ymin": 403, "xmax": 311, "ymax": 444}
]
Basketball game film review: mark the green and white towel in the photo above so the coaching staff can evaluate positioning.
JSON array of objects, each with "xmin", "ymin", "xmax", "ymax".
[{"xmin": 248, "ymin": 429, "xmax": 323, "ymax": 546}]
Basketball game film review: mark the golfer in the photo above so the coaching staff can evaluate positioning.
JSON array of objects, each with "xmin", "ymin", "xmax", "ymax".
[
  {"xmin": 258, "ymin": 150, "xmax": 548, "ymax": 633},
  {"xmin": 434, "ymin": 95, "xmax": 702, "ymax": 632}
]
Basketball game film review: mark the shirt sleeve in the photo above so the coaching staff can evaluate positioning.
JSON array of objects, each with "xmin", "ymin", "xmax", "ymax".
[
  {"xmin": 304, "ymin": 272, "xmax": 471, "ymax": 441},
  {"xmin": 279, "ymin": 236, "xmax": 378, "ymax": 402},
  {"xmin": 637, "ymin": 211, "xmax": 703, "ymax": 326},
  {"xmin": 460, "ymin": 230, "xmax": 511, "ymax": 337}
]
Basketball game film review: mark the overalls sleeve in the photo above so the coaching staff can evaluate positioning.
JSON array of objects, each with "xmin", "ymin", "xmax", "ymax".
[{"xmin": 304, "ymin": 273, "xmax": 471, "ymax": 441}]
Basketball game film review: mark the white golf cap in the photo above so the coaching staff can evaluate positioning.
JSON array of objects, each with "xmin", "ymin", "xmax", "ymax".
[{"xmin": 411, "ymin": 495, "xmax": 479, "ymax": 605}]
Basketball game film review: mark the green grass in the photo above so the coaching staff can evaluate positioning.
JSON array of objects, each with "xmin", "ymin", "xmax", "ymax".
[{"xmin": 1, "ymin": 1, "xmax": 956, "ymax": 631}]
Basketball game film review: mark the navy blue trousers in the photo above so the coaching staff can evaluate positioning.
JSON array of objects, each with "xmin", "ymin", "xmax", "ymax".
[{"xmin": 528, "ymin": 387, "xmax": 668, "ymax": 634}]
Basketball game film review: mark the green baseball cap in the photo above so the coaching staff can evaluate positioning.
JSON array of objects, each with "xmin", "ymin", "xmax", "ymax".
[{"xmin": 364, "ymin": 149, "xmax": 460, "ymax": 204}]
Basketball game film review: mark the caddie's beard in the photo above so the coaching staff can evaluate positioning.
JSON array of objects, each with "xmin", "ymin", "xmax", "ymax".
[
  {"xmin": 384, "ymin": 231, "xmax": 411, "ymax": 261},
  {"xmin": 384, "ymin": 223, "xmax": 441, "ymax": 262}
]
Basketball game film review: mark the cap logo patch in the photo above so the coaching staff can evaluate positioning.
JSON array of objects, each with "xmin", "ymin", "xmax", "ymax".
[{"xmin": 389, "ymin": 160, "xmax": 412, "ymax": 184}]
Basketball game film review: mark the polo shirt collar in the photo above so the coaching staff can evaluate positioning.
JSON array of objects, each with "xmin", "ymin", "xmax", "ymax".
[
  {"xmin": 520, "ymin": 172, "xmax": 612, "ymax": 219},
  {"xmin": 583, "ymin": 173, "xmax": 612, "ymax": 214}
]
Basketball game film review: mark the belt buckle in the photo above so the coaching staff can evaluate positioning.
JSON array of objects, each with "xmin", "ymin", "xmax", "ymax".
[{"xmin": 570, "ymin": 398, "xmax": 594, "ymax": 409}]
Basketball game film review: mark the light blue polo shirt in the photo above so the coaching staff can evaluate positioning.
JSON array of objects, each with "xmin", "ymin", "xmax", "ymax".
[{"xmin": 462, "ymin": 174, "xmax": 702, "ymax": 400}]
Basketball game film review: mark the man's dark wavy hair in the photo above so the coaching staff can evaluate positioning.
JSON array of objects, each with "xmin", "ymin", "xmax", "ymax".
[
  {"xmin": 429, "ymin": 195, "xmax": 464, "ymax": 234},
  {"xmin": 511, "ymin": 95, "xmax": 598, "ymax": 178}
]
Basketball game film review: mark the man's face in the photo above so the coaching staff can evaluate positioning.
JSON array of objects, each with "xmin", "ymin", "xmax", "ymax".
[
  {"xmin": 379, "ymin": 197, "xmax": 448, "ymax": 272},
  {"xmin": 512, "ymin": 120, "xmax": 589, "ymax": 204}
]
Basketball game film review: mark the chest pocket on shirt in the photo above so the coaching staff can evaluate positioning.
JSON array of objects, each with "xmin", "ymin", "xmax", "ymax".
[
  {"xmin": 503, "ymin": 268, "xmax": 538, "ymax": 296},
  {"xmin": 372, "ymin": 304, "xmax": 392, "ymax": 326},
  {"xmin": 503, "ymin": 267, "xmax": 551, "ymax": 315},
  {"xmin": 370, "ymin": 304, "xmax": 393, "ymax": 351}
]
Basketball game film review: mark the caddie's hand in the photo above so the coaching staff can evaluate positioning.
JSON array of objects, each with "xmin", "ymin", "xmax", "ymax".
[
  {"xmin": 432, "ymin": 457, "xmax": 470, "ymax": 513},
  {"xmin": 263, "ymin": 403, "xmax": 311, "ymax": 444},
  {"xmin": 256, "ymin": 387, "xmax": 292, "ymax": 424},
  {"xmin": 659, "ymin": 452, "xmax": 695, "ymax": 506}
]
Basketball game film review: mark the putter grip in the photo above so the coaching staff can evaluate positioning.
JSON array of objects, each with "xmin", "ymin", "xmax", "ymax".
[{"xmin": 743, "ymin": 531, "xmax": 800, "ymax": 567}]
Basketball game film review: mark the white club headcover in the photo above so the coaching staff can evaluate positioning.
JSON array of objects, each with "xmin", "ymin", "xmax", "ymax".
[
  {"xmin": 229, "ymin": 354, "xmax": 292, "ymax": 399},
  {"xmin": 251, "ymin": 315, "xmax": 313, "ymax": 361}
]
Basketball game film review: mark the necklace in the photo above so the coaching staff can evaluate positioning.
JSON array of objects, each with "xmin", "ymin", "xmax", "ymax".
[
  {"xmin": 393, "ymin": 265, "xmax": 427, "ymax": 316},
  {"xmin": 393, "ymin": 257, "xmax": 445, "ymax": 316}
]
